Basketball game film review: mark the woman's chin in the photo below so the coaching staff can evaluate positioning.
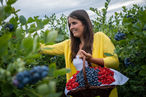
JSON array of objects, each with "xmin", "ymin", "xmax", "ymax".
[{"xmin": 73, "ymin": 35, "xmax": 80, "ymax": 38}]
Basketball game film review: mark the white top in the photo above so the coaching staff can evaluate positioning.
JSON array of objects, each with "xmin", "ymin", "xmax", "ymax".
[{"xmin": 73, "ymin": 55, "xmax": 88, "ymax": 71}]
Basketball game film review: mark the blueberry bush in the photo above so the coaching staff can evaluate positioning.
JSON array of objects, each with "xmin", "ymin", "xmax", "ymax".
[
  {"xmin": 0, "ymin": 0, "xmax": 146, "ymax": 97},
  {"xmin": 90, "ymin": 0, "xmax": 146, "ymax": 97},
  {"xmin": 0, "ymin": 0, "xmax": 69, "ymax": 97}
]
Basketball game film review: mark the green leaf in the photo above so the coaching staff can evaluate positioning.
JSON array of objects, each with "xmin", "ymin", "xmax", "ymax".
[
  {"xmin": 27, "ymin": 17, "xmax": 35, "ymax": 23},
  {"xmin": 24, "ymin": 88, "xmax": 42, "ymax": 97},
  {"xmin": 21, "ymin": 36, "xmax": 33, "ymax": 55},
  {"xmin": 7, "ymin": 0, "xmax": 17, "ymax": 5},
  {"xmin": 4, "ymin": 5, "xmax": 11, "ymax": 18},
  {"xmin": 49, "ymin": 63, "xmax": 56, "ymax": 70},
  {"xmin": 0, "ymin": 6, "xmax": 4, "ymax": 16},
  {"xmin": 0, "ymin": 33, "xmax": 11, "ymax": 56},
  {"xmin": 49, "ymin": 81, "xmax": 56, "ymax": 93},
  {"xmin": 42, "ymin": 18, "xmax": 49, "ymax": 25},
  {"xmin": 141, "ymin": 65, "xmax": 146, "ymax": 70},
  {"xmin": 32, "ymin": 35, "xmax": 39, "ymax": 53},
  {"xmin": 139, "ymin": 65, "xmax": 146, "ymax": 76},
  {"xmin": 56, "ymin": 34, "xmax": 64, "ymax": 42},
  {"xmin": 139, "ymin": 70, "xmax": 146, "ymax": 76},
  {"xmin": 104, "ymin": 53, "xmax": 113, "ymax": 56},
  {"xmin": 28, "ymin": 23, "xmax": 36, "ymax": 33},
  {"xmin": 46, "ymin": 30, "xmax": 58, "ymax": 43},
  {"xmin": 0, "ymin": 7, "xmax": 4, "ymax": 24},
  {"xmin": 37, "ymin": 84, "xmax": 49, "ymax": 95},
  {"xmin": 54, "ymin": 68, "xmax": 70, "ymax": 77},
  {"xmin": 19, "ymin": 15, "xmax": 26, "ymax": 25},
  {"xmin": 16, "ymin": 28, "xmax": 24, "ymax": 40},
  {"xmin": 36, "ymin": 19, "xmax": 44, "ymax": 30}
]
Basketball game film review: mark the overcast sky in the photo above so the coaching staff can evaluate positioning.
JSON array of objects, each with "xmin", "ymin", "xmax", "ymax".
[{"xmin": 12, "ymin": 0, "xmax": 146, "ymax": 19}]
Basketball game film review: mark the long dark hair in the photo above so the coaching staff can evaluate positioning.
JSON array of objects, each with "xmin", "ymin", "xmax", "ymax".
[{"xmin": 68, "ymin": 9, "xmax": 94, "ymax": 62}]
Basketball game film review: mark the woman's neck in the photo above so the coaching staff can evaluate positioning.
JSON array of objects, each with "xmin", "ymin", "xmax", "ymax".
[
  {"xmin": 80, "ymin": 37, "xmax": 84, "ymax": 49},
  {"xmin": 80, "ymin": 36, "xmax": 84, "ymax": 44}
]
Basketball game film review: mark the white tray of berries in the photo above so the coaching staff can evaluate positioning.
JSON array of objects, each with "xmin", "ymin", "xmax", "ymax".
[{"xmin": 65, "ymin": 66, "xmax": 129, "ymax": 95}]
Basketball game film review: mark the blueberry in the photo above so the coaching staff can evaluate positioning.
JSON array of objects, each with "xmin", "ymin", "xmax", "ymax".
[
  {"xmin": 124, "ymin": 58, "xmax": 131, "ymax": 67},
  {"xmin": 114, "ymin": 32, "xmax": 126, "ymax": 41},
  {"xmin": 22, "ymin": 77, "xmax": 29, "ymax": 85},
  {"xmin": 30, "ymin": 69, "xmax": 36, "ymax": 74},
  {"xmin": 23, "ymin": 70, "xmax": 30, "ymax": 77},
  {"xmin": 4, "ymin": 24, "xmax": 14, "ymax": 32},
  {"xmin": 41, "ymin": 66, "xmax": 49, "ymax": 71},
  {"xmin": 41, "ymin": 71, "xmax": 48, "ymax": 78},
  {"xmin": 16, "ymin": 72, "xmax": 24, "ymax": 82},
  {"xmin": 127, "ymin": 15, "xmax": 132, "ymax": 18},
  {"xmin": 30, "ymin": 80, "xmax": 38, "ymax": 84},
  {"xmin": 33, "ymin": 73, "xmax": 40, "ymax": 80},
  {"xmin": 33, "ymin": 66, "xmax": 41, "ymax": 71}
]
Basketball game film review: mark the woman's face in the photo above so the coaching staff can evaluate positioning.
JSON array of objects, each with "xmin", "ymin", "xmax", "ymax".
[{"xmin": 68, "ymin": 17, "xmax": 84, "ymax": 38}]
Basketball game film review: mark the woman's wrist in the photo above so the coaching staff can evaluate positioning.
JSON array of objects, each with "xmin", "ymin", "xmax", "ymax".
[
  {"xmin": 87, "ymin": 57, "xmax": 104, "ymax": 66},
  {"xmin": 86, "ymin": 56, "xmax": 93, "ymax": 63}
]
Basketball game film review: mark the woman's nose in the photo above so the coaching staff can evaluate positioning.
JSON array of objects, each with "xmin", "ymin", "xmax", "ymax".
[{"xmin": 70, "ymin": 24, "xmax": 74, "ymax": 30}]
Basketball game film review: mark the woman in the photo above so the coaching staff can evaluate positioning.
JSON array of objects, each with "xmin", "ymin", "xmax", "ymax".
[{"xmin": 40, "ymin": 9, "xmax": 119, "ymax": 97}]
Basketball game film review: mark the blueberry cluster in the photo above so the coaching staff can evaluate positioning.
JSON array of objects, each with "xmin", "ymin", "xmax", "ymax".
[
  {"xmin": 127, "ymin": 15, "xmax": 132, "ymax": 18},
  {"xmin": 4, "ymin": 24, "xmax": 14, "ymax": 32},
  {"xmin": 13, "ymin": 66, "xmax": 49, "ymax": 89},
  {"xmin": 76, "ymin": 67, "xmax": 101, "ymax": 88},
  {"xmin": 114, "ymin": 32, "xmax": 126, "ymax": 41},
  {"xmin": 124, "ymin": 58, "xmax": 134, "ymax": 67}
]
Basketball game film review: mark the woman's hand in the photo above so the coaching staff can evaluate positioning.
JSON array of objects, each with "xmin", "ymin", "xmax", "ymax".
[
  {"xmin": 79, "ymin": 50, "xmax": 92, "ymax": 61},
  {"xmin": 80, "ymin": 50, "xmax": 104, "ymax": 66}
]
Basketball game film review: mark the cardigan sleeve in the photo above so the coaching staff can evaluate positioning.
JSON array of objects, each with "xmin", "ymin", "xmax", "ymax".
[
  {"xmin": 40, "ymin": 39, "xmax": 69, "ymax": 55},
  {"xmin": 102, "ymin": 33, "xmax": 119, "ymax": 69}
]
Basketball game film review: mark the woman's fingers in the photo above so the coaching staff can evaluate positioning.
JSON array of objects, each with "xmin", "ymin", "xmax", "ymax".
[
  {"xmin": 79, "ymin": 52, "xmax": 85, "ymax": 59},
  {"xmin": 79, "ymin": 50, "xmax": 92, "ymax": 61},
  {"xmin": 80, "ymin": 50, "xmax": 86, "ymax": 54},
  {"xmin": 80, "ymin": 50, "xmax": 87, "ymax": 56},
  {"xmin": 80, "ymin": 50, "xmax": 91, "ymax": 58}
]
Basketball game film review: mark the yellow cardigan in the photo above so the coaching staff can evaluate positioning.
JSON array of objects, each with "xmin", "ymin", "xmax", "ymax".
[{"xmin": 40, "ymin": 32, "xmax": 119, "ymax": 97}]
